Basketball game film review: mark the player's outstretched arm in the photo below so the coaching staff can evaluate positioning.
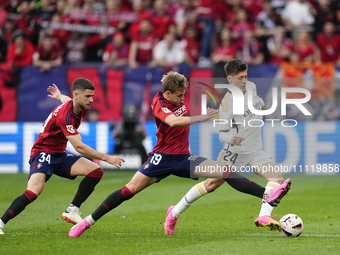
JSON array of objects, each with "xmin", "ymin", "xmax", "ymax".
[
  {"xmin": 164, "ymin": 108, "xmax": 218, "ymax": 127},
  {"xmin": 67, "ymin": 134, "xmax": 125, "ymax": 168},
  {"xmin": 47, "ymin": 84, "xmax": 72, "ymax": 104}
]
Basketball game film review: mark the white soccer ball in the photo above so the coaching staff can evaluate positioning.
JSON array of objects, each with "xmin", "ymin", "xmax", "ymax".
[{"xmin": 279, "ymin": 214, "xmax": 303, "ymax": 237}]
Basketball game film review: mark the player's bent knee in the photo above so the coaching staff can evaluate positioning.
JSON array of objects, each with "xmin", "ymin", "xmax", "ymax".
[{"xmin": 87, "ymin": 167, "xmax": 104, "ymax": 178}]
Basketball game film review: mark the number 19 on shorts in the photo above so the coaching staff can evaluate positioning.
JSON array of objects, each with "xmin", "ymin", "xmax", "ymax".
[{"xmin": 150, "ymin": 153, "xmax": 162, "ymax": 165}]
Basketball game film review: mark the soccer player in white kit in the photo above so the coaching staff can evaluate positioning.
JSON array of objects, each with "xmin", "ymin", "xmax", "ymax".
[{"xmin": 164, "ymin": 59, "xmax": 292, "ymax": 235}]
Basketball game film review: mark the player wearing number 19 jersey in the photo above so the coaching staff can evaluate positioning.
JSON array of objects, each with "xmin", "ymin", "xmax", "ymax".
[{"xmin": 0, "ymin": 78, "xmax": 124, "ymax": 235}]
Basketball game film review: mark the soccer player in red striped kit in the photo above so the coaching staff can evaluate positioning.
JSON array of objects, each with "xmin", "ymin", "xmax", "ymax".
[{"xmin": 0, "ymin": 78, "xmax": 124, "ymax": 235}]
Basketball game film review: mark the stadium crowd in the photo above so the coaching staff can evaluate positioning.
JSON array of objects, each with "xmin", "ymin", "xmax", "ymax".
[{"xmin": 1, "ymin": 0, "xmax": 340, "ymax": 73}]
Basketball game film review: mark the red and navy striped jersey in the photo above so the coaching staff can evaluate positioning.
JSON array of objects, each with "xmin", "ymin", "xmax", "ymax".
[
  {"xmin": 151, "ymin": 92, "xmax": 189, "ymax": 155},
  {"xmin": 30, "ymin": 100, "xmax": 87, "ymax": 157}
]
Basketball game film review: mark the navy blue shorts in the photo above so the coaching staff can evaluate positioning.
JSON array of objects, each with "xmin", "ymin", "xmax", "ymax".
[
  {"xmin": 29, "ymin": 152, "xmax": 82, "ymax": 182},
  {"xmin": 138, "ymin": 152, "xmax": 207, "ymax": 181}
]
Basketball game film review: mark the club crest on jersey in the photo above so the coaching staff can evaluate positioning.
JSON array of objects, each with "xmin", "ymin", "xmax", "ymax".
[
  {"xmin": 161, "ymin": 107, "xmax": 171, "ymax": 113},
  {"xmin": 37, "ymin": 163, "xmax": 42, "ymax": 169},
  {"xmin": 66, "ymin": 125, "xmax": 75, "ymax": 133},
  {"xmin": 144, "ymin": 164, "xmax": 149, "ymax": 169}
]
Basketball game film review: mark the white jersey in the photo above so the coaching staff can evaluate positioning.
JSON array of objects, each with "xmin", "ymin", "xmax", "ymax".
[{"xmin": 219, "ymin": 81, "xmax": 265, "ymax": 153}]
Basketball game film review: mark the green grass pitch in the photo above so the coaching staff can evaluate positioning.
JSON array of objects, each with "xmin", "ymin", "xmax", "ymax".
[{"xmin": 0, "ymin": 172, "xmax": 339, "ymax": 255}]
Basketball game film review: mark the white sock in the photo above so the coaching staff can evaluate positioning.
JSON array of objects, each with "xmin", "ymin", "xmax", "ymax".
[
  {"xmin": 259, "ymin": 182, "xmax": 280, "ymax": 217},
  {"xmin": 0, "ymin": 219, "xmax": 5, "ymax": 229},
  {"xmin": 172, "ymin": 182, "xmax": 208, "ymax": 218},
  {"xmin": 67, "ymin": 204, "xmax": 79, "ymax": 213},
  {"xmin": 86, "ymin": 215, "xmax": 96, "ymax": 225}
]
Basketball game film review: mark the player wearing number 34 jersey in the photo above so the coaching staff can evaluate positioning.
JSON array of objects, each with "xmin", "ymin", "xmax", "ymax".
[{"xmin": 0, "ymin": 78, "xmax": 124, "ymax": 235}]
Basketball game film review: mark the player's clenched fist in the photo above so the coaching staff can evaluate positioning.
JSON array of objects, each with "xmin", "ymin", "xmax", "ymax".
[{"xmin": 231, "ymin": 135, "xmax": 245, "ymax": 146}]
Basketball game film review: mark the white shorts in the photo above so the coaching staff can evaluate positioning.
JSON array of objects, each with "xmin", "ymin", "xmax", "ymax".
[{"xmin": 216, "ymin": 149, "xmax": 274, "ymax": 173}]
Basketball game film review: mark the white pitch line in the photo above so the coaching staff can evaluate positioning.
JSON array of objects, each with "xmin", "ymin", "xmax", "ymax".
[{"xmin": 11, "ymin": 232, "xmax": 339, "ymax": 237}]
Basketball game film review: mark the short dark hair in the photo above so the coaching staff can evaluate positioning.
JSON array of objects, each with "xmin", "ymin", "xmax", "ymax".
[
  {"xmin": 71, "ymin": 78, "xmax": 95, "ymax": 93},
  {"xmin": 224, "ymin": 59, "xmax": 248, "ymax": 77}
]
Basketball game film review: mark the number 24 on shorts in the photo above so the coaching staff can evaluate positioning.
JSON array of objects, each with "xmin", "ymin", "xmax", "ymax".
[
  {"xmin": 150, "ymin": 153, "xmax": 162, "ymax": 165},
  {"xmin": 223, "ymin": 151, "xmax": 238, "ymax": 164}
]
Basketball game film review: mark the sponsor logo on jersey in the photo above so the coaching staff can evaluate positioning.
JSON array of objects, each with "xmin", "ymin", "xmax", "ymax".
[
  {"xmin": 161, "ymin": 107, "xmax": 171, "ymax": 113},
  {"xmin": 173, "ymin": 105, "xmax": 187, "ymax": 117},
  {"xmin": 66, "ymin": 125, "xmax": 75, "ymax": 133}
]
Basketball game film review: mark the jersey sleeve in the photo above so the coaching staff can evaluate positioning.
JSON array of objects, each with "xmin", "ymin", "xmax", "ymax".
[
  {"xmin": 248, "ymin": 81, "xmax": 265, "ymax": 108},
  {"xmin": 219, "ymin": 92, "xmax": 234, "ymax": 143},
  {"xmin": 153, "ymin": 99, "xmax": 173, "ymax": 122},
  {"xmin": 56, "ymin": 112, "xmax": 80, "ymax": 137}
]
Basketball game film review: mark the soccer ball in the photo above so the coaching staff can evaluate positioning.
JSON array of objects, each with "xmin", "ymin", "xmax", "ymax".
[{"xmin": 279, "ymin": 214, "xmax": 303, "ymax": 237}]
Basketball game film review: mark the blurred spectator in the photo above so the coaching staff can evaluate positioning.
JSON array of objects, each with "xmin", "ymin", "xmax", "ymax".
[
  {"xmin": 230, "ymin": 9, "xmax": 255, "ymax": 41},
  {"xmin": 64, "ymin": 0, "xmax": 80, "ymax": 15},
  {"xmin": 180, "ymin": 26, "xmax": 200, "ymax": 66},
  {"xmin": 45, "ymin": 13, "xmax": 71, "ymax": 49},
  {"xmin": 211, "ymin": 27, "xmax": 237, "ymax": 77},
  {"xmin": 316, "ymin": 22, "xmax": 340, "ymax": 64},
  {"xmin": 127, "ymin": 0, "xmax": 150, "ymax": 39},
  {"xmin": 79, "ymin": 0, "xmax": 100, "ymax": 26},
  {"xmin": 255, "ymin": 1, "xmax": 281, "ymax": 38},
  {"xmin": 0, "ymin": 31, "xmax": 7, "ymax": 62},
  {"xmin": 174, "ymin": 0, "xmax": 197, "ymax": 37},
  {"xmin": 150, "ymin": 0, "xmax": 175, "ymax": 40},
  {"xmin": 4, "ymin": 0, "xmax": 22, "ymax": 16},
  {"xmin": 270, "ymin": 0, "xmax": 287, "ymax": 15},
  {"xmin": 65, "ymin": 31, "xmax": 87, "ymax": 63},
  {"xmin": 291, "ymin": 30, "xmax": 319, "ymax": 63},
  {"xmin": 6, "ymin": 30, "xmax": 35, "ymax": 66},
  {"xmin": 92, "ymin": 0, "xmax": 106, "ymax": 14},
  {"xmin": 266, "ymin": 26, "xmax": 294, "ymax": 64},
  {"xmin": 103, "ymin": 32, "xmax": 129, "ymax": 65},
  {"xmin": 105, "ymin": 0, "xmax": 130, "ymax": 30},
  {"xmin": 281, "ymin": 0, "xmax": 315, "ymax": 32},
  {"xmin": 1, "ymin": 16, "xmax": 16, "ymax": 42},
  {"xmin": 56, "ymin": 0, "xmax": 67, "ymax": 16},
  {"xmin": 237, "ymin": 29, "xmax": 263, "ymax": 65},
  {"xmin": 154, "ymin": 32, "xmax": 184, "ymax": 69},
  {"xmin": 84, "ymin": 16, "xmax": 113, "ymax": 62},
  {"xmin": 215, "ymin": 0, "xmax": 243, "ymax": 30},
  {"xmin": 166, "ymin": 0, "xmax": 180, "ymax": 17},
  {"xmin": 142, "ymin": 0, "xmax": 154, "ymax": 12},
  {"xmin": 14, "ymin": 0, "xmax": 42, "ymax": 46},
  {"xmin": 314, "ymin": 0, "xmax": 336, "ymax": 35},
  {"xmin": 0, "ymin": 4, "xmax": 8, "ymax": 28},
  {"xmin": 32, "ymin": 35, "xmax": 63, "ymax": 72},
  {"xmin": 128, "ymin": 19, "xmax": 158, "ymax": 69},
  {"xmin": 34, "ymin": 0, "xmax": 56, "ymax": 21},
  {"xmin": 196, "ymin": 0, "xmax": 216, "ymax": 63},
  {"xmin": 242, "ymin": 0, "xmax": 263, "ymax": 22}
]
